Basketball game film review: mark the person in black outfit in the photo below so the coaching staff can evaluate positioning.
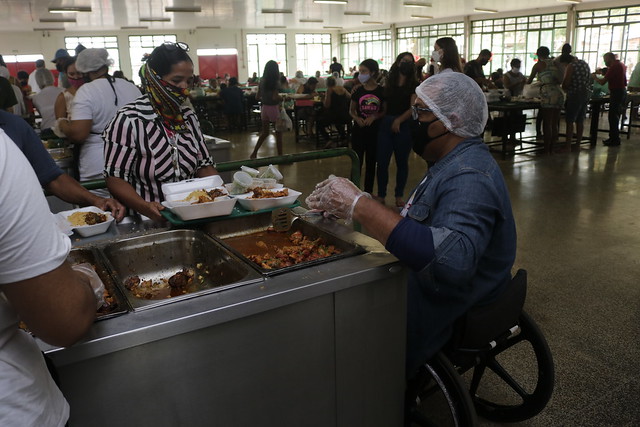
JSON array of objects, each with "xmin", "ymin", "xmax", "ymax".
[
  {"xmin": 319, "ymin": 76, "xmax": 351, "ymax": 147},
  {"xmin": 350, "ymin": 59, "xmax": 386, "ymax": 196},
  {"xmin": 220, "ymin": 77, "xmax": 245, "ymax": 130},
  {"xmin": 464, "ymin": 49, "xmax": 496, "ymax": 89},
  {"xmin": 329, "ymin": 57, "xmax": 344, "ymax": 78}
]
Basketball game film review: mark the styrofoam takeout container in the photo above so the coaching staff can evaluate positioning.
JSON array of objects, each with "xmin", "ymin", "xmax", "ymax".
[
  {"xmin": 162, "ymin": 181, "xmax": 236, "ymax": 221},
  {"xmin": 233, "ymin": 188, "xmax": 301, "ymax": 212},
  {"xmin": 56, "ymin": 206, "xmax": 115, "ymax": 237}
]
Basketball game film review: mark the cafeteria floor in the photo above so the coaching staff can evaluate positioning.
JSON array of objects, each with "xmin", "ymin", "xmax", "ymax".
[{"xmin": 215, "ymin": 122, "xmax": 640, "ymax": 426}]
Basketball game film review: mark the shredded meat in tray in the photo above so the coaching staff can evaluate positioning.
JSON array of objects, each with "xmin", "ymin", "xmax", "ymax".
[
  {"xmin": 247, "ymin": 230, "xmax": 340, "ymax": 269},
  {"xmin": 250, "ymin": 187, "xmax": 289, "ymax": 199}
]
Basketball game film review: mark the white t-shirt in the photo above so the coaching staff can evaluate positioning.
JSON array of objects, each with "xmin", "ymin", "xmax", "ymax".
[
  {"xmin": 28, "ymin": 70, "xmax": 40, "ymax": 94},
  {"xmin": 0, "ymin": 131, "xmax": 71, "ymax": 427},
  {"xmin": 71, "ymin": 77, "xmax": 140, "ymax": 185},
  {"xmin": 11, "ymin": 84, "xmax": 26, "ymax": 117},
  {"xmin": 32, "ymin": 86, "xmax": 63, "ymax": 130}
]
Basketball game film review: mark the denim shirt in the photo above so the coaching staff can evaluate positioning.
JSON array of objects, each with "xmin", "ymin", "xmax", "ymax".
[{"xmin": 405, "ymin": 137, "xmax": 516, "ymax": 376}]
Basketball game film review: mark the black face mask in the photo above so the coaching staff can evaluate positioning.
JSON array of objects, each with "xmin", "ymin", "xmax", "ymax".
[
  {"xmin": 399, "ymin": 62, "xmax": 415, "ymax": 76},
  {"xmin": 410, "ymin": 118, "xmax": 449, "ymax": 156}
]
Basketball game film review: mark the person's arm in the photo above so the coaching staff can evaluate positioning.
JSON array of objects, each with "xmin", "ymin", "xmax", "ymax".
[
  {"xmin": 562, "ymin": 63, "xmax": 574, "ymax": 92},
  {"xmin": 44, "ymin": 174, "xmax": 126, "ymax": 221},
  {"xmin": 324, "ymin": 88, "xmax": 332, "ymax": 109},
  {"xmin": 106, "ymin": 176, "xmax": 164, "ymax": 222},
  {"xmin": 527, "ymin": 63, "xmax": 539, "ymax": 85},
  {"xmin": 57, "ymin": 118, "xmax": 92, "ymax": 143},
  {"xmin": 349, "ymin": 99, "xmax": 365, "ymax": 127},
  {"xmin": 54, "ymin": 91, "xmax": 67, "ymax": 119},
  {"xmin": 2, "ymin": 262, "xmax": 97, "ymax": 347},
  {"xmin": 392, "ymin": 93, "xmax": 417, "ymax": 133}
]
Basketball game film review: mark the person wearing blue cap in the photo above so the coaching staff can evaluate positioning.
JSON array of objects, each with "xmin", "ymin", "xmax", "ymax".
[{"xmin": 52, "ymin": 48, "xmax": 70, "ymax": 88}]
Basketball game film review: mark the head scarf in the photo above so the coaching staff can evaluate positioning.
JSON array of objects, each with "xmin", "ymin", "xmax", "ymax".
[{"xmin": 141, "ymin": 62, "xmax": 190, "ymax": 133}]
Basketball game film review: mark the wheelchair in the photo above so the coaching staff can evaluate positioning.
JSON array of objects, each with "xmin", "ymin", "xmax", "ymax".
[{"xmin": 407, "ymin": 269, "xmax": 555, "ymax": 426}]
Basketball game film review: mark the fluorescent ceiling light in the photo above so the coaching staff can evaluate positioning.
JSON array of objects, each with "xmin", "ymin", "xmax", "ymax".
[
  {"xmin": 362, "ymin": 21, "xmax": 384, "ymax": 24},
  {"xmin": 344, "ymin": 11, "xmax": 370, "ymax": 16},
  {"xmin": 121, "ymin": 26, "xmax": 148, "ymax": 29},
  {"xmin": 39, "ymin": 17, "xmax": 77, "ymax": 22},
  {"xmin": 265, "ymin": 25, "xmax": 286, "ymax": 28},
  {"xmin": 474, "ymin": 8, "xmax": 498, "ymax": 13},
  {"xmin": 48, "ymin": 6, "xmax": 92, "ymax": 13},
  {"xmin": 323, "ymin": 26, "xmax": 343, "ymax": 29},
  {"xmin": 411, "ymin": 14, "xmax": 433, "ymax": 19},
  {"xmin": 33, "ymin": 27, "xmax": 65, "ymax": 31},
  {"xmin": 557, "ymin": 0, "xmax": 581, "ymax": 3},
  {"xmin": 299, "ymin": 18, "xmax": 324, "ymax": 23},
  {"xmin": 140, "ymin": 17, "xmax": 171, "ymax": 22},
  {"xmin": 403, "ymin": 2, "xmax": 432, "ymax": 7},
  {"xmin": 261, "ymin": 9, "xmax": 293, "ymax": 13},
  {"xmin": 314, "ymin": 0, "xmax": 348, "ymax": 4},
  {"xmin": 165, "ymin": 6, "xmax": 202, "ymax": 12},
  {"xmin": 196, "ymin": 26, "xmax": 221, "ymax": 29}
]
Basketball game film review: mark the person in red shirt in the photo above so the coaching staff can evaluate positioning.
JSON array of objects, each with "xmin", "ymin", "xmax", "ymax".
[{"xmin": 593, "ymin": 52, "xmax": 627, "ymax": 146}]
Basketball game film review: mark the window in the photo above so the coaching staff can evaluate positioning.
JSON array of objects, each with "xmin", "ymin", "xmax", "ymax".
[
  {"xmin": 396, "ymin": 22, "xmax": 465, "ymax": 62},
  {"xmin": 246, "ymin": 33, "xmax": 287, "ymax": 78},
  {"xmin": 128, "ymin": 34, "xmax": 177, "ymax": 84},
  {"xmin": 341, "ymin": 30, "xmax": 392, "ymax": 72},
  {"xmin": 65, "ymin": 36, "xmax": 120, "ymax": 74},
  {"xmin": 295, "ymin": 33, "xmax": 332, "ymax": 76},
  {"xmin": 469, "ymin": 13, "xmax": 567, "ymax": 75},
  {"xmin": 574, "ymin": 7, "xmax": 640, "ymax": 77}
]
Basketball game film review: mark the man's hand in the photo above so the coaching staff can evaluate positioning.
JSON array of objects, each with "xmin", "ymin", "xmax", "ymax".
[
  {"xmin": 305, "ymin": 176, "xmax": 370, "ymax": 220},
  {"xmin": 93, "ymin": 197, "xmax": 126, "ymax": 222}
]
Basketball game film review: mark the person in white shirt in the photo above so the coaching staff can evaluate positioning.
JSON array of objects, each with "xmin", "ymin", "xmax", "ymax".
[
  {"xmin": 32, "ymin": 68, "xmax": 63, "ymax": 131},
  {"xmin": 58, "ymin": 48, "xmax": 140, "ymax": 196},
  {"xmin": 0, "ymin": 129, "xmax": 102, "ymax": 427},
  {"xmin": 332, "ymin": 71, "xmax": 344, "ymax": 87},
  {"xmin": 28, "ymin": 59, "xmax": 45, "ymax": 94}
]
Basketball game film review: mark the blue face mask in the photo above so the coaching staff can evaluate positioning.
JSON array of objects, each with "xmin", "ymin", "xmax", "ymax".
[{"xmin": 358, "ymin": 73, "xmax": 371, "ymax": 84}]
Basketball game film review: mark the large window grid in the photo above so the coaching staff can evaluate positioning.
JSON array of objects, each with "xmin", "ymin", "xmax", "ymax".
[
  {"xmin": 246, "ymin": 33, "xmax": 287, "ymax": 78},
  {"xmin": 65, "ymin": 36, "xmax": 120, "ymax": 74},
  {"xmin": 341, "ymin": 30, "xmax": 392, "ymax": 71},
  {"xmin": 128, "ymin": 35, "xmax": 177, "ymax": 84},
  {"xmin": 574, "ymin": 7, "xmax": 640, "ymax": 77},
  {"xmin": 295, "ymin": 33, "xmax": 332, "ymax": 76},
  {"xmin": 470, "ymin": 13, "xmax": 567, "ymax": 76},
  {"xmin": 397, "ymin": 22, "xmax": 465, "ymax": 62}
]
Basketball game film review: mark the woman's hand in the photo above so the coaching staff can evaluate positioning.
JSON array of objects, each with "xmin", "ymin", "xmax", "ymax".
[
  {"xmin": 141, "ymin": 201, "xmax": 165, "ymax": 222},
  {"xmin": 363, "ymin": 116, "xmax": 376, "ymax": 126},
  {"xmin": 93, "ymin": 197, "xmax": 126, "ymax": 222},
  {"xmin": 391, "ymin": 118, "xmax": 402, "ymax": 133}
]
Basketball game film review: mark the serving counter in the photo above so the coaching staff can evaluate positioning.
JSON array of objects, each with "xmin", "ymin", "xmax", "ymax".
[{"xmin": 43, "ymin": 212, "xmax": 407, "ymax": 427}]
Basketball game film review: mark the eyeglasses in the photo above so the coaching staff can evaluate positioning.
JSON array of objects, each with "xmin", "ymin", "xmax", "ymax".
[
  {"xmin": 411, "ymin": 105, "xmax": 432, "ymax": 120},
  {"xmin": 163, "ymin": 42, "xmax": 190, "ymax": 52}
]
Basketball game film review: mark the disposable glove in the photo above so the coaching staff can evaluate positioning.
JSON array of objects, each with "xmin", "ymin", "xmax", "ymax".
[
  {"xmin": 305, "ymin": 176, "xmax": 370, "ymax": 221},
  {"xmin": 71, "ymin": 263, "xmax": 106, "ymax": 310}
]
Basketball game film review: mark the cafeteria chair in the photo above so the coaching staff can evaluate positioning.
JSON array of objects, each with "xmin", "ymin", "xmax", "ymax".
[{"xmin": 407, "ymin": 269, "xmax": 555, "ymax": 426}]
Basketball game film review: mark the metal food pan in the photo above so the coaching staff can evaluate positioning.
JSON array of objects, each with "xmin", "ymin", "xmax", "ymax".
[
  {"xmin": 204, "ymin": 212, "xmax": 365, "ymax": 276},
  {"xmin": 67, "ymin": 248, "xmax": 130, "ymax": 321},
  {"xmin": 98, "ymin": 229, "xmax": 263, "ymax": 311}
]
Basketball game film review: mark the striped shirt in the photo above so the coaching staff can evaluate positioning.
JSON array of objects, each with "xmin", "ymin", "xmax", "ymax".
[{"xmin": 103, "ymin": 95, "xmax": 214, "ymax": 203}]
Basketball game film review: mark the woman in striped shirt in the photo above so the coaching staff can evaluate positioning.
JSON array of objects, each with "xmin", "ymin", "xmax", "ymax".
[{"xmin": 103, "ymin": 42, "xmax": 218, "ymax": 221}]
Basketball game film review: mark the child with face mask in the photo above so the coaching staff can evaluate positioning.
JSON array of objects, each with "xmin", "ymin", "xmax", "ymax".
[
  {"xmin": 376, "ymin": 52, "xmax": 419, "ymax": 207},
  {"xmin": 349, "ymin": 59, "xmax": 387, "ymax": 197}
]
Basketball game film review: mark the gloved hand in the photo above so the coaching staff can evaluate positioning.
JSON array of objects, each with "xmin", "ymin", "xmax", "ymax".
[
  {"xmin": 71, "ymin": 263, "xmax": 106, "ymax": 310},
  {"xmin": 305, "ymin": 176, "xmax": 371, "ymax": 221},
  {"xmin": 52, "ymin": 117, "xmax": 68, "ymax": 138}
]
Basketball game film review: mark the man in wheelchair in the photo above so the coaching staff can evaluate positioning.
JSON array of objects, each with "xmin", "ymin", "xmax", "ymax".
[{"xmin": 306, "ymin": 72, "xmax": 519, "ymax": 420}]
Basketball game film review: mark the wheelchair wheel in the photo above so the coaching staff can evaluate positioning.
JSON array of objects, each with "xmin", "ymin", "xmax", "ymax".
[
  {"xmin": 468, "ymin": 311, "xmax": 554, "ymax": 422},
  {"xmin": 410, "ymin": 352, "xmax": 479, "ymax": 427}
]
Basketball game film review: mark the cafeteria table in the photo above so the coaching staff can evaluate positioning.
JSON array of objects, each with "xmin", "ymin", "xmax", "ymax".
[{"xmin": 486, "ymin": 100, "xmax": 542, "ymax": 156}]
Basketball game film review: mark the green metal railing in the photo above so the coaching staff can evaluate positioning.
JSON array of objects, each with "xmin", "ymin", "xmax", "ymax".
[{"xmin": 64, "ymin": 147, "xmax": 361, "ymax": 193}]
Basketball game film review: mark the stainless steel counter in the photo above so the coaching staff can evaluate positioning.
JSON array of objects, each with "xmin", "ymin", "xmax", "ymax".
[{"xmin": 45, "ymin": 215, "xmax": 407, "ymax": 427}]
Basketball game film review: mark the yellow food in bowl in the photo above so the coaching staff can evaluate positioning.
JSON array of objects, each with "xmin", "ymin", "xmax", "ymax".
[{"xmin": 68, "ymin": 211, "xmax": 107, "ymax": 226}]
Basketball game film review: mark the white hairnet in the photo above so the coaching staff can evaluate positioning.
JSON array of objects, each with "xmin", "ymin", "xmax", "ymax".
[
  {"xmin": 75, "ymin": 48, "xmax": 113, "ymax": 73},
  {"xmin": 35, "ymin": 68, "xmax": 54, "ymax": 89},
  {"xmin": 415, "ymin": 71, "xmax": 488, "ymax": 138}
]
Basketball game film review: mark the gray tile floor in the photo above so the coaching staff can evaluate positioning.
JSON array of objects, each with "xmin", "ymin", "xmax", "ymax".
[{"xmin": 216, "ymin": 118, "xmax": 640, "ymax": 426}]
